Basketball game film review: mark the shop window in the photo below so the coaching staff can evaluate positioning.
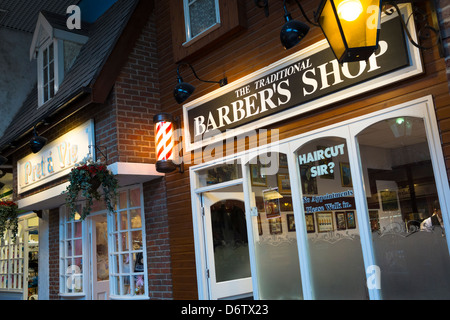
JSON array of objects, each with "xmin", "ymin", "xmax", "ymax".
[
  {"xmin": 296, "ymin": 138, "xmax": 368, "ymax": 299},
  {"xmin": 357, "ymin": 116, "xmax": 450, "ymax": 299},
  {"xmin": 247, "ymin": 152, "xmax": 303, "ymax": 299},
  {"xmin": 0, "ymin": 215, "xmax": 39, "ymax": 299},
  {"xmin": 184, "ymin": 0, "xmax": 220, "ymax": 42},
  {"xmin": 0, "ymin": 224, "xmax": 25, "ymax": 291},
  {"xmin": 59, "ymin": 206, "xmax": 84, "ymax": 295},
  {"xmin": 109, "ymin": 187, "xmax": 147, "ymax": 298}
]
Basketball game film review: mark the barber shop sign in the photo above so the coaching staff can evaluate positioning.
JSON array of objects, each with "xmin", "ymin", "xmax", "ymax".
[{"xmin": 183, "ymin": 13, "xmax": 423, "ymax": 151}]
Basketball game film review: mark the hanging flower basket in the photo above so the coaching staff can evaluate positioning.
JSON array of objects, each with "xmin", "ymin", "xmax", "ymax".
[
  {"xmin": 0, "ymin": 201, "xmax": 19, "ymax": 237},
  {"xmin": 65, "ymin": 157, "xmax": 118, "ymax": 220}
]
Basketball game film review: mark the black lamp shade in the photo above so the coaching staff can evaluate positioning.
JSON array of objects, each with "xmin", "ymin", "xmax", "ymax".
[
  {"xmin": 280, "ymin": 15, "xmax": 310, "ymax": 50},
  {"xmin": 30, "ymin": 135, "xmax": 48, "ymax": 154},
  {"xmin": 174, "ymin": 81, "xmax": 195, "ymax": 104}
]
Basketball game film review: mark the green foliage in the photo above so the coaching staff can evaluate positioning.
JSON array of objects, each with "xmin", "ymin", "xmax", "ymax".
[
  {"xmin": 0, "ymin": 201, "xmax": 19, "ymax": 239},
  {"xmin": 65, "ymin": 157, "xmax": 118, "ymax": 220}
]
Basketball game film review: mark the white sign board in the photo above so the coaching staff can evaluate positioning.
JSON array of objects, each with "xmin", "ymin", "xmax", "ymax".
[{"xmin": 17, "ymin": 119, "xmax": 95, "ymax": 194}]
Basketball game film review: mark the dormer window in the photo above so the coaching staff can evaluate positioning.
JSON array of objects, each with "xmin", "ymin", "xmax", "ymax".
[
  {"xmin": 40, "ymin": 41, "xmax": 56, "ymax": 104},
  {"xmin": 30, "ymin": 11, "xmax": 89, "ymax": 107}
]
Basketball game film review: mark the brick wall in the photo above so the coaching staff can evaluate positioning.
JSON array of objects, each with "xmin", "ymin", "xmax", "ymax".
[
  {"xmin": 114, "ymin": 12, "xmax": 160, "ymax": 164},
  {"xmin": 143, "ymin": 177, "xmax": 173, "ymax": 299},
  {"xmin": 48, "ymin": 207, "xmax": 60, "ymax": 300}
]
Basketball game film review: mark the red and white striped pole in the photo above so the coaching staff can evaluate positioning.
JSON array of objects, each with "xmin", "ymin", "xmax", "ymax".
[{"xmin": 153, "ymin": 113, "xmax": 178, "ymax": 173}]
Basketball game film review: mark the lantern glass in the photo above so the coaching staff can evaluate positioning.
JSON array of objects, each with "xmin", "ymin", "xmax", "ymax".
[{"xmin": 317, "ymin": 0, "xmax": 381, "ymax": 63}]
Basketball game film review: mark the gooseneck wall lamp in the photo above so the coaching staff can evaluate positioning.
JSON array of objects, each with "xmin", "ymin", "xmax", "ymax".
[
  {"xmin": 174, "ymin": 62, "xmax": 228, "ymax": 104},
  {"xmin": 153, "ymin": 113, "xmax": 184, "ymax": 174},
  {"xmin": 280, "ymin": 0, "xmax": 319, "ymax": 49},
  {"xmin": 29, "ymin": 126, "xmax": 48, "ymax": 154}
]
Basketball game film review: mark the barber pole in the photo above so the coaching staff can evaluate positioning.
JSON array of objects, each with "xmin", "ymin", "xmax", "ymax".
[{"xmin": 153, "ymin": 113, "xmax": 177, "ymax": 173}]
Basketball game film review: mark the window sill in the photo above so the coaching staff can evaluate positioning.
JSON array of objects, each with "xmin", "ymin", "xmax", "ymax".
[
  {"xmin": 59, "ymin": 292, "xmax": 86, "ymax": 298},
  {"xmin": 110, "ymin": 294, "xmax": 149, "ymax": 300},
  {"xmin": 182, "ymin": 23, "xmax": 221, "ymax": 47}
]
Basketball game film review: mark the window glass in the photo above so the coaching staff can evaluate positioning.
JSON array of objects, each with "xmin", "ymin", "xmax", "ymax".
[
  {"xmin": 41, "ymin": 42, "xmax": 55, "ymax": 104},
  {"xmin": 109, "ymin": 187, "xmax": 147, "ymax": 297},
  {"xmin": 184, "ymin": 0, "xmax": 219, "ymax": 40},
  {"xmin": 0, "ymin": 221, "xmax": 25, "ymax": 291},
  {"xmin": 60, "ymin": 207, "xmax": 83, "ymax": 294},
  {"xmin": 296, "ymin": 138, "xmax": 368, "ymax": 299},
  {"xmin": 357, "ymin": 116, "xmax": 450, "ymax": 299},
  {"xmin": 197, "ymin": 162, "xmax": 242, "ymax": 188},
  {"xmin": 248, "ymin": 152, "xmax": 303, "ymax": 299}
]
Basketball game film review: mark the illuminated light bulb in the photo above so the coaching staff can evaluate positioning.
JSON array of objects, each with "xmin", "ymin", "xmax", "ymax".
[
  {"xmin": 396, "ymin": 117, "xmax": 405, "ymax": 125},
  {"xmin": 337, "ymin": 0, "xmax": 363, "ymax": 22}
]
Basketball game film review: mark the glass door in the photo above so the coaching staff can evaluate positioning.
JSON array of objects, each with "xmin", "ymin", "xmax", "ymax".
[
  {"xmin": 202, "ymin": 190, "xmax": 252, "ymax": 299},
  {"xmin": 90, "ymin": 213, "xmax": 109, "ymax": 300}
]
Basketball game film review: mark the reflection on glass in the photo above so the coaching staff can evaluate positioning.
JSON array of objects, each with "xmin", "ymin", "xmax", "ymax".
[
  {"xmin": 249, "ymin": 153, "xmax": 303, "ymax": 299},
  {"xmin": 130, "ymin": 188, "xmax": 141, "ymax": 207},
  {"xmin": 357, "ymin": 117, "xmax": 450, "ymax": 299},
  {"xmin": 198, "ymin": 163, "xmax": 242, "ymax": 188},
  {"xmin": 130, "ymin": 209, "xmax": 142, "ymax": 229},
  {"xmin": 96, "ymin": 218, "xmax": 109, "ymax": 281},
  {"xmin": 297, "ymin": 139, "xmax": 367, "ymax": 299},
  {"xmin": 210, "ymin": 199, "xmax": 251, "ymax": 283}
]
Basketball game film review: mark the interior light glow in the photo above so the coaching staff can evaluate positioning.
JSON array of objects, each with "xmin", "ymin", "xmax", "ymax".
[{"xmin": 337, "ymin": 0, "xmax": 363, "ymax": 21}]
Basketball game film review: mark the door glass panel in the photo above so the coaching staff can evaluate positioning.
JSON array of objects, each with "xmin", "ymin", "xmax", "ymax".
[
  {"xmin": 357, "ymin": 116, "xmax": 450, "ymax": 299},
  {"xmin": 296, "ymin": 137, "xmax": 367, "ymax": 299},
  {"xmin": 248, "ymin": 152, "xmax": 303, "ymax": 299},
  {"xmin": 209, "ymin": 198, "xmax": 251, "ymax": 282},
  {"xmin": 96, "ymin": 215, "xmax": 109, "ymax": 281}
]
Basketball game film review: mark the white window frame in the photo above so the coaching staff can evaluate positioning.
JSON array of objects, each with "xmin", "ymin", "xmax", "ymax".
[
  {"xmin": 59, "ymin": 205, "xmax": 87, "ymax": 298},
  {"xmin": 108, "ymin": 184, "xmax": 149, "ymax": 300},
  {"xmin": 58, "ymin": 184, "xmax": 149, "ymax": 300},
  {"xmin": 183, "ymin": 0, "xmax": 221, "ymax": 44},
  {"xmin": 189, "ymin": 95, "xmax": 450, "ymax": 300},
  {"xmin": 0, "ymin": 213, "xmax": 38, "ymax": 297},
  {"xmin": 37, "ymin": 38, "xmax": 64, "ymax": 107}
]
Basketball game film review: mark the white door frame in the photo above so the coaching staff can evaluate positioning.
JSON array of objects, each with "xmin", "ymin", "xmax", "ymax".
[{"xmin": 88, "ymin": 211, "xmax": 109, "ymax": 300}]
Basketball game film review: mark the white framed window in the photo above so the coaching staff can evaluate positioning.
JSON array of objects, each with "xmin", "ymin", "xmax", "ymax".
[
  {"xmin": 109, "ymin": 186, "xmax": 148, "ymax": 298},
  {"xmin": 37, "ymin": 39, "xmax": 64, "ymax": 107},
  {"xmin": 0, "ymin": 214, "xmax": 39, "ymax": 299},
  {"xmin": 0, "ymin": 225, "xmax": 25, "ymax": 291},
  {"xmin": 183, "ymin": 0, "xmax": 220, "ymax": 42},
  {"xmin": 59, "ymin": 205, "xmax": 85, "ymax": 296},
  {"xmin": 59, "ymin": 185, "xmax": 148, "ymax": 300}
]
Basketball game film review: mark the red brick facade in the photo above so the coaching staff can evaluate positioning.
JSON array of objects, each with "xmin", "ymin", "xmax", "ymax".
[{"xmin": 21, "ymin": 8, "xmax": 173, "ymax": 300}]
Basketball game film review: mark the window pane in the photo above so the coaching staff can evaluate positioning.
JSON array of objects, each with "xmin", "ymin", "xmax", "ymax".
[
  {"xmin": 357, "ymin": 116, "xmax": 450, "ymax": 299},
  {"xmin": 198, "ymin": 162, "xmax": 242, "ymax": 188},
  {"xmin": 130, "ymin": 188, "xmax": 141, "ymax": 207},
  {"xmin": 297, "ymin": 138, "xmax": 367, "ymax": 299},
  {"xmin": 248, "ymin": 152, "xmax": 303, "ymax": 299},
  {"xmin": 119, "ymin": 191, "xmax": 127, "ymax": 209},
  {"xmin": 189, "ymin": 0, "xmax": 217, "ymax": 38},
  {"xmin": 130, "ymin": 209, "xmax": 142, "ymax": 229},
  {"xmin": 120, "ymin": 212, "xmax": 128, "ymax": 230}
]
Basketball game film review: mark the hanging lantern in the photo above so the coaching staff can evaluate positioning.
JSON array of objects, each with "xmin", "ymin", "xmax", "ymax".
[
  {"xmin": 316, "ymin": 0, "xmax": 382, "ymax": 63},
  {"xmin": 153, "ymin": 113, "xmax": 177, "ymax": 173}
]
